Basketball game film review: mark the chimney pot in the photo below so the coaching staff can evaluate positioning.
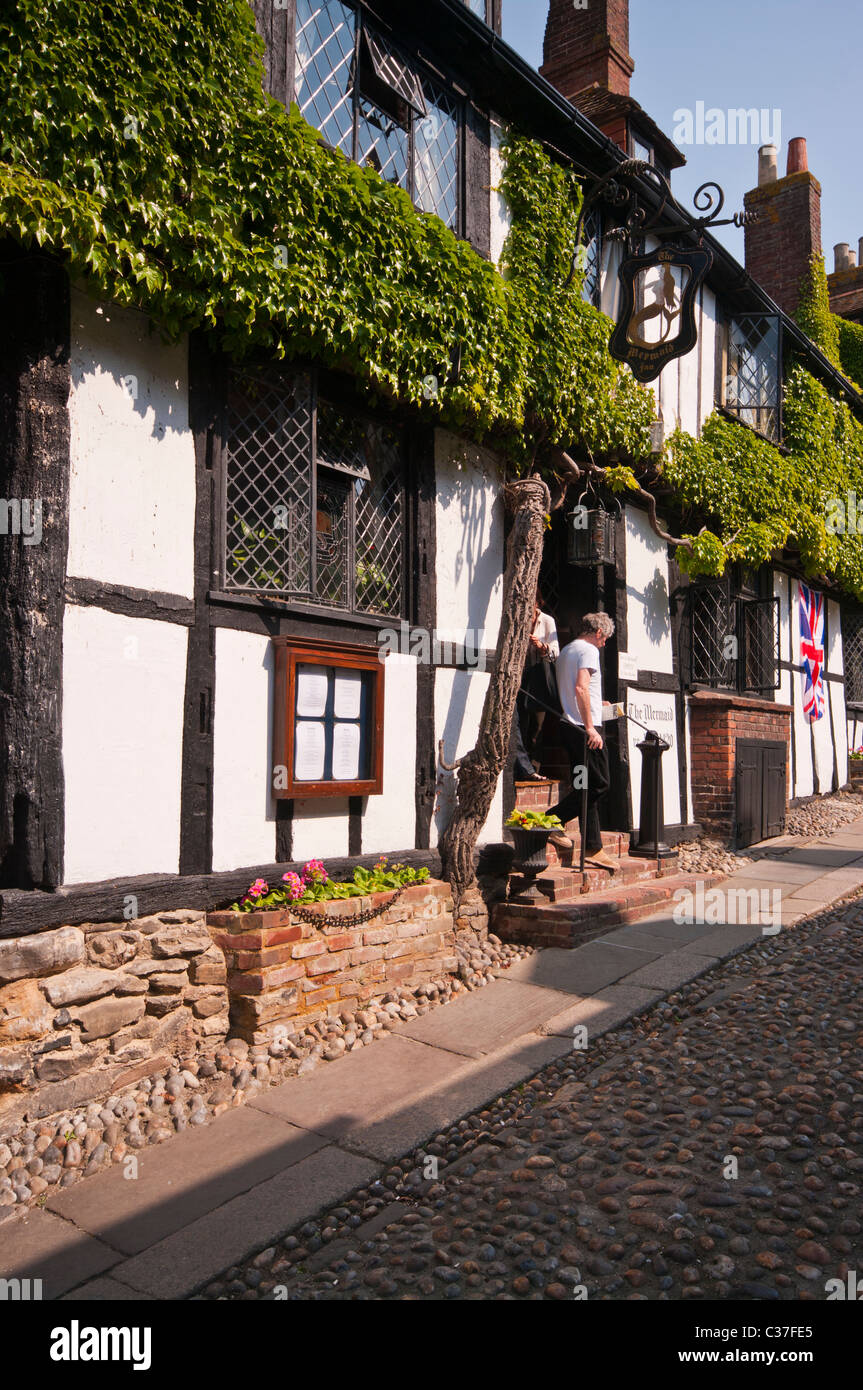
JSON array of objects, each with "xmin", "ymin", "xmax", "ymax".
[
  {"xmin": 786, "ymin": 137, "xmax": 808, "ymax": 175},
  {"xmin": 835, "ymin": 242, "xmax": 852, "ymax": 273},
  {"xmin": 758, "ymin": 144, "xmax": 778, "ymax": 186}
]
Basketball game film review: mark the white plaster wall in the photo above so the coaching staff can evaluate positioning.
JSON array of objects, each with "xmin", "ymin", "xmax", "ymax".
[
  {"xmin": 434, "ymin": 431, "xmax": 504, "ymax": 650},
  {"xmin": 698, "ymin": 288, "xmax": 719, "ymax": 434},
  {"xmin": 625, "ymin": 506, "xmax": 674, "ymax": 674},
  {"xmin": 489, "ymin": 117, "xmax": 511, "ymax": 268},
  {"xmin": 432, "ymin": 668, "xmax": 503, "ymax": 847},
  {"xmin": 291, "ymin": 800, "xmax": 351, "ymax": 862},
  {"xmin": 212, "ymin": 628, "xmax": 276, "ymax": 872},
  {"xmin": 625, "ymin": 690, "xmax": 681, "ymax": 829},
  {"xmin": 62, "ymin": 604, "xmax": 187, "ymax": 884},
  {"xmin": 68, "ymin": 289, "xmax": 196, "ymax": 598},
  {"xmin": 360, "ymin": 652, "xmax": 418, "ymax": 855},
  {"xmin": 677, "ymin": 300, "xmax": 700, "ymax": 438}
]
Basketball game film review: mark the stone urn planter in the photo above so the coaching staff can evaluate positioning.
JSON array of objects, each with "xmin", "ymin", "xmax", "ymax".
[
  {"xmin": 207, "ymin": 882, "xmax": 456, "ymax": 1045},
  {"xmin": 508, "ymin": 827, "xmax": 553, "ymax": 903}
]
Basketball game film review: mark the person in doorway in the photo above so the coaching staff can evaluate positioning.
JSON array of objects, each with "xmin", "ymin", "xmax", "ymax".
[
  {"xmin": 546, "ymin": 612, "xmax": 617, "ymax": 871},
  {"xmin": 513, "ymin": 594, "xmax": 560, "ymax": 782}
]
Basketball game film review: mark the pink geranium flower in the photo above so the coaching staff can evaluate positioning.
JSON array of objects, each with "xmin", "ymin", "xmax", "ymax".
[
  {"xmin": 247, "ymin": 878, "xmax": 269, "ymax": 900},
  {"xmin": 281, "ymin": 871, "xmax": 304, "ymax": 900},
  {"xmin": 302, "ymin": 859, "xmax": 328, "ymax": 885}
]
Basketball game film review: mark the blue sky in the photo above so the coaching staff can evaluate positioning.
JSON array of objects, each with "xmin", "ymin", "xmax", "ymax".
[{"xmin": 502, "ymin": 0, "xmax": 862, "ymax": 265}]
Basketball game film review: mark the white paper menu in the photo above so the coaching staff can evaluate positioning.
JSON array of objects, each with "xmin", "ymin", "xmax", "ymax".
[
  {"xmin": 294, "ymin": 720, "xmax": 326, "ymax": 780},
  {"xmin": 296, "ymin": 665, "xmax": 329, "ymax": 718},
  {"xmin": 332, "ymin": 721, "xmax": 361, "ymax": 780},
  {"xmin": 333, "ymin": 670, "xmax": 363, "ymax": 720}
]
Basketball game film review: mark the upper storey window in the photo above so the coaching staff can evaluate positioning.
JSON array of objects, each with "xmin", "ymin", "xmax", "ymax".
[
  {"xmin": 294, "ymin": 0, "xmax": 462, "ymax": 232},
  {"xmin": 719, "ymin": 314, "xmax": 781, "ymax": 443}
]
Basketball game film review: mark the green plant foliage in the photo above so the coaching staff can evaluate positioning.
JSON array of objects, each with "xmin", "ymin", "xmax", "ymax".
[
  {"xmin": 0, "ymin": 0, "xmax": 651, "ymax": 469},
  {"xmin": 838, "ymin": 317, "xmax": 863, "ymax": 392},
  {"xmin": 664, "ymin": 365, "xmax": 863, "ymax": 597},
  {"xmin": 795, "ymin": 255, "xmax": 842, "ymax": 368},
  {"xmin": 229, "ymin": 861, "xmax": 430, "ymax": 913}
]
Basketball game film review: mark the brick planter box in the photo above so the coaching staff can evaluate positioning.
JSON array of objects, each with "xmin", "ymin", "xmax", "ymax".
[
  {"xmin": 207, "ymin": 881, "xmax": 457, "ymax": 1045},
  {"xmin": 688, "ymin": 690, "xmax": 792, "ymax": 838}
]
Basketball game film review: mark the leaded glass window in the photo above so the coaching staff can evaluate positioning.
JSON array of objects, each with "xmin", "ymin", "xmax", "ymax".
[
  {"xmin": 843, "ymin": 610, "xmax": 863, "ymax": 705},
  {"xmin": 580, "ymin": 206, "xmax": 602, "ymax": 308},
  {"xmin": 293, "ymin": 0, "xmax": 462, "ymax": 230},
  {"xmin": 224, "ymin": 370, "xmax": 406, "ymax": 618},
  {"xmin": 722, "ymin": 315, "xmax": 781, "ymax": 442}
]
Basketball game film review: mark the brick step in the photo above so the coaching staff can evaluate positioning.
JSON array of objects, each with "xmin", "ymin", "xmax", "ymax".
[
  {"xmin": 534, "ymin": 854, "xmax": 665, "ymax": 902},
  {"xmin": 493, "ymin": 871, "xmax": 725, "ymax": 950}
]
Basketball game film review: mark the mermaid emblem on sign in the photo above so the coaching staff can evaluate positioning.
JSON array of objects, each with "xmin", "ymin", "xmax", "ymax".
[{"xmin": 626, "ymin": 260, "xmax": 685, "ymax": 348}]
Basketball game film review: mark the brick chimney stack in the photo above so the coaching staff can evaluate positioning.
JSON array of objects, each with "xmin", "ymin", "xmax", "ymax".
[
  {"xmin": 743, "ymin": 138, "xmax": 822, "ymax": 317},
  {"xmin": 540, "ymin": 0, "xmax": 635, "ymax": 103}
]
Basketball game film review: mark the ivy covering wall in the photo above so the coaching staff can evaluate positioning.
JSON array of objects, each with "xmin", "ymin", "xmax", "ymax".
[{"xmin": 3, "ymin": 1, "xmax": 863, "ymax": 595}]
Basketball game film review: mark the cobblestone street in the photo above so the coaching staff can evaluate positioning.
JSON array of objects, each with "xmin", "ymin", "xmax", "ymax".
[{"xmin": 204, "ymin": 895, "xmax": 863, "ymax": 1301}]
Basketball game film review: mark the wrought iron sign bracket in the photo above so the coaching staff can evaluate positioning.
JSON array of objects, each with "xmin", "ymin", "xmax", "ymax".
[{"xmin": 567, "ymin": 161, "xmax": 758, "ymax": 384}]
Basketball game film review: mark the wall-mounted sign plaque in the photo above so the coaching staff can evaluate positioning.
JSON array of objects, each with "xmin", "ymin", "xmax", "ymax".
[{"xmin": 609, "ymin": 244, "xmax": 713, "ymax": 382}]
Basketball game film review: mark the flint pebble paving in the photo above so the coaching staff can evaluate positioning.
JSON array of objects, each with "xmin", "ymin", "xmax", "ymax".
[{"xmin": 200, "ymin": 891, "xmax": 863, "ymax": 1302}]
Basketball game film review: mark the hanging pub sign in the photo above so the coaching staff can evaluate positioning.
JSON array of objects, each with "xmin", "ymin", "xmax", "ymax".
[
  {"xmin": 608, "ymin": 244, "xmax": 713, "ymax": 383},
  {"xmin": 567, "ymin": 164, "xmax": 754, "ymax": 386}
]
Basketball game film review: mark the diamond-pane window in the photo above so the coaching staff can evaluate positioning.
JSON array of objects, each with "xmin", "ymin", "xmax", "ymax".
[
  {"xmin": 293, "ymin": 4, "xmax": 461, "ymax": 230},
  {"xmin": 415, "ymin": 84, "xmax": 460, "ymax": 230},
  {"xmin": 357, "ymin": 99, "xmax": 409, "ymax": 189},
  {"xmin": 225, "ymin": 369, "xmax": 313, "ymax": 597},
  {"xmin": 723, "ymin": 315, "xmax": 781, "ymax": 442},
  {"xmin": 580, "ymin": 205, "xmax": 602, "ymax": 308},
  {"xmin": 843, "ymin": 610, "xmax": 863, "ymax": 705},
  {"xmin": 224, "ymin": 374, "xmax": 405, "ymax": 617},
  {"xmin": 295, "ymin": 0, "xmax": 356, "ymax": 157}
]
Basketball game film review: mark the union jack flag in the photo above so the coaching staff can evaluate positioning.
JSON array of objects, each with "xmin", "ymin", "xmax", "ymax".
[{"xmin": 799, "ymin": 582, "xmax": 825, "ymax": 722}]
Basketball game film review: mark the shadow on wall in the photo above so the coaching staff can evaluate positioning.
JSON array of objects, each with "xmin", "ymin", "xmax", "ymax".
[
  {"xmin": 71, "ymin": 294, "xmax": 190, "ymax": 444},
  {"xmin": 627, "ymin": 567, "xmax": 671, "ymax": 647},
  {"xmin": 448, "ymin": 447, "xmax": 504, "ymax": 641}
]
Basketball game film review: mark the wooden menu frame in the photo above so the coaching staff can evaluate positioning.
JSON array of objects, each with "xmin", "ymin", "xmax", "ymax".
[{"xmin": 272, "ymin": 636, "xmax": 385, "ymax": 798}]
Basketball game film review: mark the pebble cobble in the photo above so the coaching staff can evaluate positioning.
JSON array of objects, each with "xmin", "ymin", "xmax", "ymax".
[
  {"xmin": 0, "ymin": 932, "xmax": 533, "ymax": 1210},
  {"xmin": 200, "ymin": 891, "xmax": 863, "ymax": 1302}
]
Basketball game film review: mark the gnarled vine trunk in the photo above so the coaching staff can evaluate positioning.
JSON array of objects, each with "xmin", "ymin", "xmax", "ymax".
[{"xmin": 439, "ymin": 476, "xmax": 550, "ymax": 901}]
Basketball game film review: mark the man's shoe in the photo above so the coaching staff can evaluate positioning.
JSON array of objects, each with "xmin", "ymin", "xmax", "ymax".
[
  {"xmin": 549, "ymin": 831, "xmax": 573, "ymax": 852},
  {"xmin": 586, "ymin": 848, "xmax": 617, "ymax": 873}
]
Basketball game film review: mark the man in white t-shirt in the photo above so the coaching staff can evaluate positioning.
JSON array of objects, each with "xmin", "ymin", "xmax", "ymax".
[{"xmin": 546, "ymin": 612, "xmax": 616, "ymax": 871}]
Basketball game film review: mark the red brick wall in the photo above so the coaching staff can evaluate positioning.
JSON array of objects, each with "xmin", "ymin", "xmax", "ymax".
[
  {"xmin": 829, "ymin": 266, "xmax": 863, "ymax": 323},
  {"xmin": 540, "ymin": 0, "xmax": 634, "ymax": 101},
  {"xmin": 744, "ymin": 172, "xmax": 822, "ymax": 318},
  {"xmin": 689, "ymin": 694, "xmax": 791, "ymax": 834}
]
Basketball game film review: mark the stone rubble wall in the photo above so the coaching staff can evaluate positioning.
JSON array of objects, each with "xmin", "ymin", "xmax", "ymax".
[{"xmin": 0, "ymin": 910, "xmax": 228, "ymax": 1136}]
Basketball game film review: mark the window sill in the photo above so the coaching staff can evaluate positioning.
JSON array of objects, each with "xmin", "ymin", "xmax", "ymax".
[
  {"xmin": 208, "ymin": 589, "xmax": 404, "ymax": 630},
  {"xmin": 715, "ymin": 403, "xmax": 788, "ymax": 452}
]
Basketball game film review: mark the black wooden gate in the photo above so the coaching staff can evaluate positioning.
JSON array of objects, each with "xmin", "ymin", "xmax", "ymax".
[{"xmin": 735, "ymin": 739, "xmax": 787, "ymax": 849}]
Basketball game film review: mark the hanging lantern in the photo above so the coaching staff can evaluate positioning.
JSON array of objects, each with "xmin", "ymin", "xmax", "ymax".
[{"xmin": 567, "ymin": 504, "xmax": 616, "ymax": 566}]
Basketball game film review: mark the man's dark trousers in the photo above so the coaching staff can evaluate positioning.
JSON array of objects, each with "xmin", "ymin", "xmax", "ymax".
[{"xmin": 547, "ymin": 723, "xmax": 610, "ymax": 854}]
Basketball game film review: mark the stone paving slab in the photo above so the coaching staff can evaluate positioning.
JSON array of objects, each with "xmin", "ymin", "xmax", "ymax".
[
  {"xmin": 113, "ymin": 1145, "xmax": 381, "ymax": 1300},
  {"xmin": 540, "ymin": 982, "xmax": 664, "ymax": 1039},
  {"xmin": 47, "ymin": 1106, "xmax": 328, "ymax": 1256},
  {"xmin": 339, "ymin": 1035, "xmax": 572, "ymax": 1162},
  {"xmin": 393, "ymin": 979, "xmax": 578, "ymax": 1058},
  {"xmin": 776, "ymin": 846, "xmax": 863, "ymax": 868},
  {"xmin": 250, "ymin": 1036, "xmax": 470, "ymax": 1133},
  {"xmin": 605, "ymin": 915, "xmax": 714, "ymax": 945},
  {"xmin": 504, "ymin": 941, "xmax": 664, "ymax": 995},
  {"xmin": 677, "ymin": 923, "xmax": 768, "ymax": 955},
  {"xmin": 0, "ymin": 1208, "xmax": 120, "ymax": 1300},
  {"xmin": 726, "ymin": 859, "xmax": 826, "ymax": 884},
  {"xmin": 61, "ymin": 1276, "xmax": 153, "ymax": 1301},
  {"xmin": 618, "ymin": 950, "xmax": 718, "ymax": 992}
]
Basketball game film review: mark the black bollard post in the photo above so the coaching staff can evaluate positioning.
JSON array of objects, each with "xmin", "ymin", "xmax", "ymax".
[{"xmin": 630, "ymin": 730, "xmax": 679, "ymax": 860}]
